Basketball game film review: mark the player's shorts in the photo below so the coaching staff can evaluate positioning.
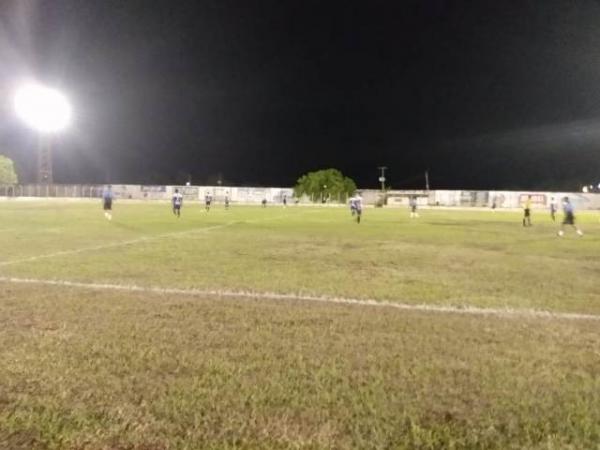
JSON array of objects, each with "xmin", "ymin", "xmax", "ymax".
[
  {"xmin": 563, "ymin": 212, "xmax": 575, "ymax": 225},
  {"xmin": 103, "ymin": 199, "xmax": 112, "ymax": 211},
  {"xmin": 524, "ymin": 208, "xmax": 530, "ymax": 217},
  {"xmin": 205, "ymin": 201, "xmax": 211, "ymax": 206},
  {"xmin": 411, "ymin": 205, "xmax": 417, "ymax": 212},
  {"xmin": 173, "ymin": 204, "xmax": 181, "ymax": 210}
]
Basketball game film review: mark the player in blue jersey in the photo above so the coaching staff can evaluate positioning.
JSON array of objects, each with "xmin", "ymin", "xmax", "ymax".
[
  {"xmin": 172, "ymin": 188, "xmax": 183, "ymax": 218},
  {"xmin": 558, "ymin": 197, "xmax": 583, "ymax": 237},
  {"xmin": 102, "ymin": 185, "xmax": 113, "ymax": 221}
]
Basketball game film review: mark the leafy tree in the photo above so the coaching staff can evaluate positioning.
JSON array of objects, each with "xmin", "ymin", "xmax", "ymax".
[
  {"xmin": 0, "ymin": 155, "xmax": 18, "ymax": 184},
  {"xmin": 294, "ymin": 168, "xmax": 357, "ymax": 203}
]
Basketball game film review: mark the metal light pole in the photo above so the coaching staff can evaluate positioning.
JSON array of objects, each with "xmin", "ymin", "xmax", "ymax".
[{"xmin": 37, "ymin": 135, "xmax": 53, "ymax": 184}]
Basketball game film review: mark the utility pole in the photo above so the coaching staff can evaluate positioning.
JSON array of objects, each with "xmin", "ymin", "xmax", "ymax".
[{"xmin": 377, "ymin": 166, "xmax": 387, "ymax": 191}]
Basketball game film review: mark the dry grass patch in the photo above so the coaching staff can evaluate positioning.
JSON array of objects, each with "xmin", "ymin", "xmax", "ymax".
[{"xmin": 1, "ymin": 282, "xmax": 600, "ymax": 449}]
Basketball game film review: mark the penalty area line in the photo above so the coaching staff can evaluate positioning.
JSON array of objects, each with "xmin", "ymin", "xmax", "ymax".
[
  {"xmin": 0, "ymin": 211, "xmax": 294, "ymax": 268},
  {"xmin": 0, "ymin": 222, "xmax": 236, "ymax": 267},
  {"xmin": 0, "ymin": 275, "xmax": 599, "ymax": 321}
]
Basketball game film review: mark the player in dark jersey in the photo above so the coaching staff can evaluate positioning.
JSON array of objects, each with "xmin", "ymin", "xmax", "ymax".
[
  {"xmin": 102, "ymin": 185, "xmax": 113, "ymax": 221},
  {"xmin": 558, "ymin": 197, "xmax": 583, "ymax": 237},
  {"xmin": 522, "ymin": 195, "xmax": 532, "ymax": 227},
  {"xmin": 205, "ymin": 192, "xmax": 212, "ymax": 211},
  {"xmin": 409, "ymin": 196, "xmax": 419, "ymax": 218}
]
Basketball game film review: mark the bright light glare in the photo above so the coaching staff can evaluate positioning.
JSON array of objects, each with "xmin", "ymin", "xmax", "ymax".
[{"xmin": 14, "ymin": 84, "xmax": 72, "ymax": 133}]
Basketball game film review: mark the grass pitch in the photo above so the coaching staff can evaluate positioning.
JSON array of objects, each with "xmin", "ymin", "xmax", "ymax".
[{"xmin": 1, "ymin": 201, "xmax": 600, "ymax": 449}]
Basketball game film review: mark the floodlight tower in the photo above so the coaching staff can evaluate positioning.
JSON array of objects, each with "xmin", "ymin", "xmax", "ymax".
[{"xmin": 14, "ymin": 83, "xmax": 72, "ymax": 184}]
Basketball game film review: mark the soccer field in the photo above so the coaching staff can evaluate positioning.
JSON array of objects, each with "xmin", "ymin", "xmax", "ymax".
[{"xmin": 1, "ymin": 201, "xmax": 600, "ymax": 449}]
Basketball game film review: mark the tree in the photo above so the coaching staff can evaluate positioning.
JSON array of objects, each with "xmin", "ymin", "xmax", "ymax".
[
  {"xmin": 0, "ymin": 155, "xmax": 18, "ymax": 184},
  {"xmin": 294, "ymin": 168, "xmax": 357, "ymax": 203}
]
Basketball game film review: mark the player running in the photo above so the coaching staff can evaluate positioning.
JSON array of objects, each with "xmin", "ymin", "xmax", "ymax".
[
  {"xmin": 558, "ymin": 197, "xmax": 583, "ymax": 237},
  {"xmin": 205, "ymin": 192, "xmax": 212, "ymax": 211},
  {"xmin": 549, "ymin": 197, "xmax": 558, "ymax": 222},
  {"xmin": 172, "ymin": 188, "xmax": 183, "ymax": 217},
  {"xmin": 349, "ymin": 195, "xmax": 357, "ymax": 216},
  {"xmin": 522, "ymin": 195, "xmax": 532, "ymax": 227},
  {"xmin": 102, "ymin": 185, "xmax": 113, "ymax": 221}
]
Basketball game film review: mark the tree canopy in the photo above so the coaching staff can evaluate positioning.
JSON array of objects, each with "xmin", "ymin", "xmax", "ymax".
[
  {"xmin": 294, "ymin": 169, "xmax": 357, "ymax": 203},
  {"xmin": 0, "ymin": 155, "xmax": 18, "ymax": 184}
]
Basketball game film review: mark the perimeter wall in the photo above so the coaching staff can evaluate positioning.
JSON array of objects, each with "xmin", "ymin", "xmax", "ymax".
[{"xmin": 1, "ymin": 184, "xmax": 599, "ymax": 210}]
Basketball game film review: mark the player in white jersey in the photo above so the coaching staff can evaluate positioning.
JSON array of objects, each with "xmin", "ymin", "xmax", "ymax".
[
  {"xmin": 224, "ymin": 191, "xmax": 230, "ymax": 209},
  {"xmin": 172, "ymin": 188, "xmax": 183, "ymax": 218},
  {"xmin": 349, "ymin": 195, "xmax": 357, "ymax": 216},
  {"xmin": 549, "ymin": 197, "xmax": 558, "ymax": 222},
  {"xmin": 205, "ymin": 192, "xmax": 212, "ymax": 211}
]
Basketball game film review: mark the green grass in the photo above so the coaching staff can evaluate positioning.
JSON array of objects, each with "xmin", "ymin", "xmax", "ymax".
[
  {"xmin": 1, "ymin": 201, "xmax": 599, "ymax": 313},
  {"xmin": 1, "ymin": 200, "xmax": 600, "ymax": 448}
]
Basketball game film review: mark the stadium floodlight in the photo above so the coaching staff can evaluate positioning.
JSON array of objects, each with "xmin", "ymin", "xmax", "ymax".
[{"xmin": 14, "ymin": 83, "xmax": 72, "ymax": 133}]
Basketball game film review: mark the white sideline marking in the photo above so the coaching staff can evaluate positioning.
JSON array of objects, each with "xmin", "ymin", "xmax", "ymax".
[{"xmin": 0, "ymin": 275, "xmax": 598, "ymax": 321}]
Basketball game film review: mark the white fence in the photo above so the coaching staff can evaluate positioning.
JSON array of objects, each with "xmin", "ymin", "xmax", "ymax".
[{"xmin": 1, "ymin": 184, "xmax": 599, "ymax": 210}]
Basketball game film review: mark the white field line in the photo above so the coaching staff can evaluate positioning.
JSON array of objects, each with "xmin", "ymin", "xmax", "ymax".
[
  {"xmin": 0, "ymin": 222, "xmax": 235, "ymax": 267},
  {"xmin": 0, "ymin": 275, "xmax": 598, "ymax": 321},
  {"xmin": 0, "ymin": 212, "xmax": 293, "ymax": 267}
]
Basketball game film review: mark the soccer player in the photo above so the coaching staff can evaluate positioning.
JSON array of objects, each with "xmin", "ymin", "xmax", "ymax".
[
  {"xmin": 349, "ymin": 193, "xmax": 362, "ymax": 223},
  {"xmin": 549, "ymin": 197, "xmax": 558, "ymax": 222},
  {"xmin": 205, "ymin": 192, "xmax": 212, "ymax": 211},
  {"xmin": 409, "ymin": 196, "xmax": 419, "ymax": 218},
  {"xmin": 262, "ymin": 198, "xmax": 267, "ymax": 207},
  {"xmin": 283, "ymin": 194, "xmax": 287, "ymax": 208},
  {"xmin": 102, "ymin": 185, "xmax": 113, "ymax": 221},
  {"xmin": 224, "ymin": 191, "xmax": 230, "ymax": 209},
  {"xmin": 172, "ymin": 188, "xmax": 183, "ymax": 217},
  {"xmin": 558, "ymin": 197, "xmax": 583, "ymax": 237},
  {"xmin": 349, "ymin": 195, "xmax": 357, "ymax": 216},
  {"xmin": 522, "ymin": 195, "xmax": 532, "ymax": 227}
]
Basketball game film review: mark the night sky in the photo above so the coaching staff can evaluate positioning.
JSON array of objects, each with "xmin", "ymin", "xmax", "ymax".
[{"xmin": 1, "ymin": 0, "xmax": 600, "ymax": 189}]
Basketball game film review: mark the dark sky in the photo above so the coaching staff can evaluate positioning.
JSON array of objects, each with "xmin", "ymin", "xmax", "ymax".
[{"xmin": 1, "ymin": 0, "xmax": 600, "ymax": 189}]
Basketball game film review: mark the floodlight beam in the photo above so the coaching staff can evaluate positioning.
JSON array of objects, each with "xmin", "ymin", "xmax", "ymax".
[{"xmin": 14, "ymin": 83, "xmax": 72, "ymax": 133}]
